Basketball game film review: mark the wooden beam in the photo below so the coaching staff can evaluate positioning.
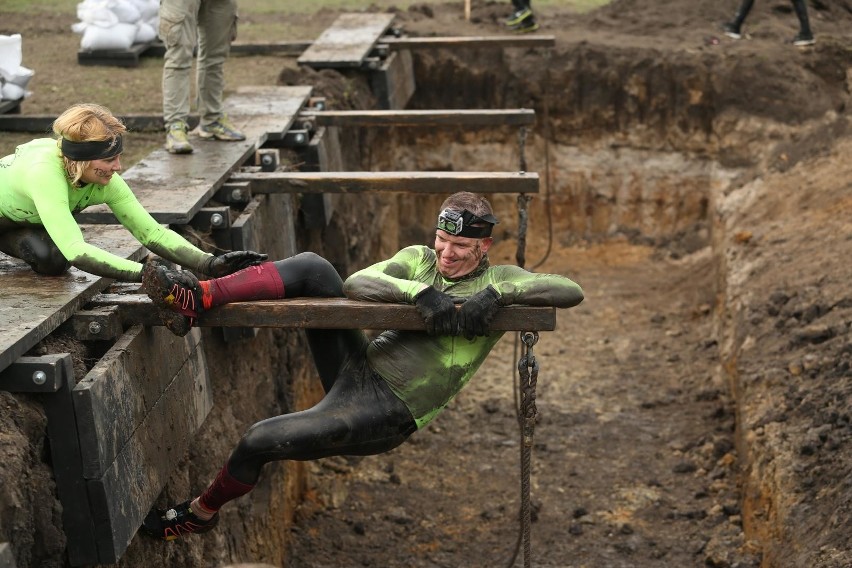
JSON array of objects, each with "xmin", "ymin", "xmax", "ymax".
[
  {"xmin": 0, "ymin": 114, "xmax": 201, "ymax": 133},
  {"xmin": 298, "ymin": 13, "xmax": 396, "ymax": 69},
  {"xmin": 229, "ymin": 171, "xmax": 539, "ymax": 194},
  {"xmin": 381, "ymin": 35, "xmax": 556, "ymax": 50},
  {"xmin": 303, "ymin": 109, "xmax": 536, "ymax": 128},
  {"xmin": 230, "ymin": 40, "xmax": 311, "ymax": 55},
  {"xmin": 89, "ymin": 295, "xmax": 557, "ymax": 332}
]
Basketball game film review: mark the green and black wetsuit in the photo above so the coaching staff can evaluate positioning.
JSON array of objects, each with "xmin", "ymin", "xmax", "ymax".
[{"xmin": 223, "ymin": 248, "xmax": 583, "ymax": 485}]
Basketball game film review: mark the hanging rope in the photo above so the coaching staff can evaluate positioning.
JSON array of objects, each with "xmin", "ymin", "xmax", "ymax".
[{"xmin": 517, "ymin": 331, "xmax": 539, "ymax": 568}]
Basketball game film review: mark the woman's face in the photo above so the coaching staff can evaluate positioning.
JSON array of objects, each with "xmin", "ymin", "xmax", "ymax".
[{"xmin": 80, "ymin": 154, "xmax": 122, "ymax": 185}]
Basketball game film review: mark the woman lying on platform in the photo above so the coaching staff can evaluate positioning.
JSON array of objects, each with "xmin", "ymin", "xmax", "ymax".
[{"xmin": 0, "ymin": 102, "xmax": 265, "ymax": 281}]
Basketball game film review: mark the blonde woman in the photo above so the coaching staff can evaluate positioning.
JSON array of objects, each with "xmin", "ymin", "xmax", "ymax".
[{"xmin": 0, "ymin": 102, "xmax": 265, "ymax": 280}]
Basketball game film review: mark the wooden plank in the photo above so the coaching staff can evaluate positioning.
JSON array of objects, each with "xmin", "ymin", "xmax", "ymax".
[
  {"xmin": 229, "ymin": 171, "xmax": 540, "ymax": 195},
  {"xmin": 371, "ymin": 49, "xmax": 416, "ymax": 110},
  {"xmin": 80, "ymin": 326, "xmax": 211, "ymax": 563},
  {"xmin": 382, "ymin": 35, "xmax": 556, "ymax": 50},
  {"xmin": 0, "ymin": 226, "xmax": 145, "ymax": 375},
  {"xmin": 74, "ymin": 86, "xmax": 312, "ymax": 225},
  {"xmin": 298, "ymin": 13, "xmax": 395, "ymax": 69},
  {"xmin": 300, "ymin": 126, "xmax": 341, "ymax": 229},
  {"xmin": 77, "ymin": 42, "xmax": 154, "ymax": 68},
  {"xmin": 0, "ymin": 98, "xmax": 22, "ymax": 115},
  {"xmin": 230, "ymin": 40, "xmax": 311, "ymax": 55},
  {"xmin": 72, "ymin": 325, "xmax": 203, "ymax": 479},
  {"xmin": 88, "ymin": 295, "xmax": 558, "ymax": 331},
  {"xmin": 0, "ymin": 114, "xmax": 201, "ymax": 133},
  {"xmin": 304, "ymin": 109, "xmax": 536, "ymax": 128},
  {"xmin": 0, "ymin": 543, "xmax": 15, "ymax": 568}
]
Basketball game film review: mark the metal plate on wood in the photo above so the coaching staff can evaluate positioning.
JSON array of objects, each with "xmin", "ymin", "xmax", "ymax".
[{"xmin": 298, "ymin": 13, "xmax": 396, "ymax": 69}]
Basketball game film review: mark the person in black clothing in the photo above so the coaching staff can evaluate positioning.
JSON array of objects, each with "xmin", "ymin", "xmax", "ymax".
[
  {"xmin": 505, "ymin": 0, "xmax": 539, "ymax": 33},
  {"xmin": 723, "ymin": 0, "xmax": 815, "ymax": 46}
]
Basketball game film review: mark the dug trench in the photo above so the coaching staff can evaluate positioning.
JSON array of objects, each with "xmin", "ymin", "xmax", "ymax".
[{"xmin": 2, "ymin": 3, "xmax": 851, "ymax": 568}]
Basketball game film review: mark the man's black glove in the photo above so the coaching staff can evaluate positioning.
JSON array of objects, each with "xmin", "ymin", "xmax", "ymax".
[
  {"xmin": 203, "ymin": 250, "xmax": 268, "ymax": 277},
  {"xmin": 457, "ymin": 285, "xmax": 501, "ymax": 340},
  {"xmin": 414, "ymin": 286, "xmax": 458, "ymax": 336}
]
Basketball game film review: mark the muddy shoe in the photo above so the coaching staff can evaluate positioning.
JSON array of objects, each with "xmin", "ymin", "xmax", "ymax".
[
  {"xmin": 141, "ymin": 501, "xmax": 219, "ymax": 541},
  {"xmin": 505, "ymin": 7, "xmax": 532, "ymax": 27},
  {"xmin": 722, "ymin": 22, "xmax": 741, "ymax": 39},
  {"xmin": 197, "ymin": 115, "xmax": 246, "ymax": 141},
  {"xmin": 142, "ymin": 261, "xmax": 204, "ymax": 336},
  {"xmin": 511, "ymin": 17, "xmax": 540, "ymax": 34},
  {"xmin": 165, "ymin": 121, "xmax": 193, "ymax": 154}
]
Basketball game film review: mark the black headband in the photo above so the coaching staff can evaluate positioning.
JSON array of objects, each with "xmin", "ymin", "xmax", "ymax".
[
  {"xmin": 61, "ymin": 135, "xmax": 123, "ymax": 161},
  {"xmin": 436, "ymin": 208, "xmax": 499, "ymax": 238}
]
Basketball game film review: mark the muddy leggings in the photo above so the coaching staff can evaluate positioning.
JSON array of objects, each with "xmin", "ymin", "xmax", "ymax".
[
  {"xmin": 225, "ymin": 253, "xmax": 418, "ymax": 486},
  {"xmin": 731, "ymin": 0, "xmax": 812, "ymax": 34},
  {"xmin": 0, "ymin": 221, "xmax": 70, "ymax": 275}
]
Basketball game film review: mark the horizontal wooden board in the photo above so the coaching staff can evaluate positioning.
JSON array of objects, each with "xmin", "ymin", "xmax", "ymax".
[
  {"xmin": 0, "ymin": 226, "xmax": 145, "ymax": 375},
  {"xmin": 382, "ymin": 35, "xmax": 556, "ymax": 50},
  {"xmin": 305, "ymin": 109, "xmax": 536, "ymax": 128},
  {"xmin": 0, "ymin": 114, "xmax": 200, "ymax": 133},
  {"xmin": 73, "ymin": 325, "xmax": 204, "ymax": 479},
  {"xmin": 82, "ymin": 326, "xmax": 211, "ymax": 562},
  {"xmin": 88, "ymin": 295, "xmax": 557, "ymax": 331},
  {"xmin": 75, "ymin": 86, "xmax": 313, "ymax": 225},
  {"xmin": 298, "ymin": 12, "xmax": 395, "ymax": 68},
  {"xmin": 230, "ymin": 171, "xmax": 539, "ymax": 194}
]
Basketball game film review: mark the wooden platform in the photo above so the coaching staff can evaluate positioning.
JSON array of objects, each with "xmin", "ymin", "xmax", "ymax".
[
  {"xmin": 77, "ymin": 40, "xmax": 162, "ymax": 68},
  {"xmin": 297, "ymin": 12, "xmax": 396, "ymax": 69},
  {"xmin": 75, "ymin": 85, "xmax": 313, "ymax": 225},
  {"xmin": 0, "ymin": 227, "xmax": 145, "ymax": 375},
  {"xmin": 0, "ymin": 97, "xmax": 22, "ymax": 115}
]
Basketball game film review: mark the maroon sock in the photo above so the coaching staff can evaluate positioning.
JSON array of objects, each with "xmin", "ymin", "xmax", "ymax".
[
  {"xmin": 198, "ymin": 464, "xmax": 255, "ymax": 512},
  {"xmin": 202, "ymin": 262, "xmax": 285, "ymax": 309}
]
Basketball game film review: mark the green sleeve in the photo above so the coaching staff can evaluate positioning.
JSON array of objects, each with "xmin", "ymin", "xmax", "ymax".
[
  {"xmin": 104, "ymin": 175, "xmax": 213, "ymax": 273},
  {"xmin": 343, "ymin": 245, "xmax": 432, "ymax": 303},
  {"xmin": 28, "ymin": 163, "xmax": 146, "ymax": 280},
  {"xmin": 487, "ymin": 264, "xmax": 584, "ymax": 308}
]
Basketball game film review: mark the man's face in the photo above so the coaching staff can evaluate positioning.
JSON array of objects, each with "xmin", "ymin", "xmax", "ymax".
[{"xmin": 434, "ymin": 229, "xmax": 492, "ymax": 279}]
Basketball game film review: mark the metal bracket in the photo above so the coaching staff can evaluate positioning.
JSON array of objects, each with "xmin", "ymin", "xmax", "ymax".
[
  {"xmin": 307, "ymin": 96, "xmax": 327, "ymax": 111},
  {"xmin": 0, "ymin": 353, "xmax": 70, "ymax": 393},
  {"xmin": 283, "ymin": 129, "xmax": 310, "ymax": 147},
  {"xmin": 190, "ymin": 206, "xmax": 231, "ymax": 231},
  {"xmin": 68, "ymin": 306, "xmax": 124, "ymax": 342},
  {"xmin": 215, "ymin": 181, "xmax": 252, "ymax": 205},
  {"xmin": 256, "ymin": 148, "xmax": 280, "ymax": 172}
]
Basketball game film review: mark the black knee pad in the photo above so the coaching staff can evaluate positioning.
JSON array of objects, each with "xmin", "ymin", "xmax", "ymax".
[{"xmin": 5, "ymin": 230, "xmax": 70, "ymax": 276}]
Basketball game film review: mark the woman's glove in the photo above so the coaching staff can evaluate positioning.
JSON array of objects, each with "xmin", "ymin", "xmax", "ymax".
[
  {"xmin": 457, "ymin": 285, "xmax": 501, "ymax": 339},
  {"xmin": 203, "ymin": 250, "xmax": 268, "ymax": 277},
  {"xmin": 414, "ymin": 286, "xmax": 458, "ymax": 336}
]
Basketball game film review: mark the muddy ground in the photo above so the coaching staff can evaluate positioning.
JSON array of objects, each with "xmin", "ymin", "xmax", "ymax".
[{"xmin": 2, "ymin": 0, "xmax": 851, "ymax": 567}]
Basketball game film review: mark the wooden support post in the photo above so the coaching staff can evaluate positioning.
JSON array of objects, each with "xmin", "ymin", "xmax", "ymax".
[
  {"xmin": 0, "ymin": 543, "xmax": 16, "ymax": 568},
  {"xmin": 229, "ymin": 171, "xmax": 539, "ymax": 195}
]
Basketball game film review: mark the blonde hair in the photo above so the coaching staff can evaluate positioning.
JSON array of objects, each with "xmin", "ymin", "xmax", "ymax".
[{"xmin": 53, "ymin": 103, "xmax": 126, "ymax": 185}]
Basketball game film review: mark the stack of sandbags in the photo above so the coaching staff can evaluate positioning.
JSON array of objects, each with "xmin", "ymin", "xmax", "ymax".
[
  {"xmin": 72, "ymin": 0, "xmax": 159, "ymax": 51},
  {"xmin": 0, "ymin": 34, "xmax": 34, "ymax": 101}
]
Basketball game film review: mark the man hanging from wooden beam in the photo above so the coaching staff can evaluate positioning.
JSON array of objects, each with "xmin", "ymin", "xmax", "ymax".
[{"xmin": 138, "ymin": 191, "xmax": 584, "ymax": 541}]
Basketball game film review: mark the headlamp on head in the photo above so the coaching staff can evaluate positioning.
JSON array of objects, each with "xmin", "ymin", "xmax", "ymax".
[{"xmin": 437, "ymin": 208, "xmax": 498, "ymax": 238}]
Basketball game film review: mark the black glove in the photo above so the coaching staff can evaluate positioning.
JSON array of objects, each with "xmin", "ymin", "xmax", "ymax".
[
  {"xmin": 203, "ymin": 250, "xmax": 268, "ymax": 277},
  {"xmin": 457, "ymin": 285, "xmax": 501, "ymax": 340},
  {"xmin": 414, "ymin": 286, "xmax": 458, "ymax": 336}
]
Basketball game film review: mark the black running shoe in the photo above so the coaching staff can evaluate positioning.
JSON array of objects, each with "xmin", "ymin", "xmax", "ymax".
[
  {"xmin": 505, "ymin": 8, "xmax": 532, "ymax": 27},
  {"xmin": 792, "ymin": 32, "xmax": 815, "ymax": 46},
  {"xmin": 142, "ymin": 261, "xmax": 204, "ymax": 336},
  {"xmin": 722, "ymin": 22, "xmax": 741, "ymax": 39},
  {"xmin": 511, "ymin": 18, "xmax": 540, "ymax": 34},
  {"xmin": 141, "ymin": 500, "xmax": 219, "ymax": 541}
]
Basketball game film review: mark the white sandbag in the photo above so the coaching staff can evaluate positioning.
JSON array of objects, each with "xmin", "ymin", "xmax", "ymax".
[
  {"xmin": 8, "ymin": 65, "xmax": 33, "ymax": 89},
  {"xmin": 0, "ymin": 34, "xmax": 23, "ymax": 81},
  {"xmin": 1, "ymin": 82, "xmax": 26, "ymax": 100},
  {"xmin": 80, "ymin": 22, "xmax": 138, "ymax": 50},
  {"xmin": 130, "ymin": 0, "xmax": 158, "ymax": 22},
  {"xmin": 111, "ymin": 0, "xmax": 141, "ymax": 24},
  {"xmin": 134, "ymin": 21, "xmax": 156, "ymax": 43},
  {"xmin": 76, "ymin": 0, "xmax": 119, "ymax": 28}
]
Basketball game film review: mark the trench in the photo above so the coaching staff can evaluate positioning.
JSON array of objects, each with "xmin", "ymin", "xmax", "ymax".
[{"xmin": 280, "ymin": 44, "xmax": 765, "ymax": 568}]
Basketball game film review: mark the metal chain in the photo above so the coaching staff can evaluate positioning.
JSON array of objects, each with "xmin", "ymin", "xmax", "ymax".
[{"xmin": 517, "ymin": 331, "xmax": 539, "ymax": 568}]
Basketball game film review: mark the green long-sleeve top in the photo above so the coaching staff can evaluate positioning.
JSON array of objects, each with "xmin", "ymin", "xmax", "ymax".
[
  {"xmin": 0, "ymin": 138, "xmax": 212, "ymax": 280},
  {"xmin": 343, "ymin": 244, "xmax": 584, "ymax": 428}
]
